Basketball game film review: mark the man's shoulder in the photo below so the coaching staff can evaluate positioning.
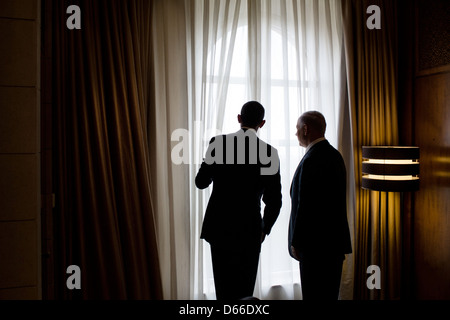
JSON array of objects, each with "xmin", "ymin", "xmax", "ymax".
[
  {"xmin": 304, "ymin": 140, "xmax": 341, "ymax": 162},
  {"xmin": 310, "ymin": 139, "xmax": 338, "ymax": 154},
  {"xmin": 222, "ymin": 130, "xmax": 278, "ymax": 150},
  {"xmin": 309, "ymin": 141, "xmax": 345, "ymax": 167},
  {"xmin": 323, "ymin": 141, "xmax": 344, "ymax": 159}
]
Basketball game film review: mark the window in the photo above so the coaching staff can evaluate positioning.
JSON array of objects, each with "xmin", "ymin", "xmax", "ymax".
[{"xmin": 188, "ymin": 0, "xmax": 345, "ymax": 300}]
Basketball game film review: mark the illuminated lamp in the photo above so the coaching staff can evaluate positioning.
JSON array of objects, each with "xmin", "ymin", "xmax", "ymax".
[{"xmin": 362, "ymin": 146, "xmax": 420, "ymax": 192}]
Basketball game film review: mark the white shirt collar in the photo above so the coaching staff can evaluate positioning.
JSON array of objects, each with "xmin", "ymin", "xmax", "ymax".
[
  {"xmin": 305, "ymin": 137, "xmax": 326, "ymax": 154},
  {"xmin": 240, "ymin": 127, "xmax": 258, "ymax": 135}
]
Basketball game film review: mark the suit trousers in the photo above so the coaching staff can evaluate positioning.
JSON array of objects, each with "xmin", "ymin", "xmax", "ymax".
[
  {"xmin": 210, "ymin": 244, "xmax": 261, "ymax": 300},
  {"xmin": 299, "ymin": 253, "xmax": 345, "ymax": 300}
]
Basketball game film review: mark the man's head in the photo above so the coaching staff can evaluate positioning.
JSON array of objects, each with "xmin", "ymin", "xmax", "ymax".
[
  {"xmin": 295, "ymin": 111, "xmax": 326, "ymax": 147},
  {"xmin": 238, "ymin": 101, "xmax": 266, "ymax": 131}
]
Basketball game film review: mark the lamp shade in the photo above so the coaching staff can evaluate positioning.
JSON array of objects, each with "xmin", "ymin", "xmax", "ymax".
[{"xmin": 362, "ymin": 146, "xmax": 420, "ymax": 191}]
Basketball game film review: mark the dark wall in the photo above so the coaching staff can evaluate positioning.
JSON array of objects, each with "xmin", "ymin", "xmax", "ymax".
[{"xmin": 399, "ymin": 0, "xmax": 450, "ymax": 299}]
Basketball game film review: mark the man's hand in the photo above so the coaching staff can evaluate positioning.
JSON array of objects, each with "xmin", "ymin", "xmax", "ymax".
[{"xmin": 291, "ymin": 246, "xmax": 300, "ymax": 261}]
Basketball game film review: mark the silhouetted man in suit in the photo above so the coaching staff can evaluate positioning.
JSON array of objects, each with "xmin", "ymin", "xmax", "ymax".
[
  {"xmin": 196, "ymin": 101, "xmax": 282, "ymax": 300},
  {"xmin": 288, "ymin": 111, "xmax": 352, "ymax": 300}
]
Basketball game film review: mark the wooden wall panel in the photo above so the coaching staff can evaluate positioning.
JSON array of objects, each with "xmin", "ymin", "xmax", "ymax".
[
  {"xmin": 413, "ymin": 73, "xmax": 450, "ymax": 299},
  {"xmin": 0, "ymin": 0, "xmax": 42, "ymax": 299},
  {"xmin": 398, "ymin": 0, "xmax": 450, "ymax": 300}
]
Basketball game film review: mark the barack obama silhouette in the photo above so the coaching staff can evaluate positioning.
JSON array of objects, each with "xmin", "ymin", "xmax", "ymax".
[{"xmin": 195, "ymin": 101, "xmax": 282, "ymax": 300}]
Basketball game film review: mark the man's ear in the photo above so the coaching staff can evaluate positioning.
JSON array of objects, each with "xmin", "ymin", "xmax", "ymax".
[
  {"xmin": 259, "ymin": 120, "xmax": 266, "ymax": 129},
  {"xmin": 237, "ymin": 114, "xmax": 242, "ymax": 123}
]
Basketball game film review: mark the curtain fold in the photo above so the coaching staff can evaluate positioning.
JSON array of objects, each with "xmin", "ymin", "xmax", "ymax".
[
  {"xmin": 342, "ymin": 0, "xmax": 401, "ymax": 299},
  {"xmin": 149, "ymin": 0, "xmax": 191, "ymax": 299},
  {"xmin": 185, "ymin": 0, "xmax": 246, "ymax": 299},
  {"xmin": 54, "ymin": 0, "xmax": 162, "ymax": 299}
]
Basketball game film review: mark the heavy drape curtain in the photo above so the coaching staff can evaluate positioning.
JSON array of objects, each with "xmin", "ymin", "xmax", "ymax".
[
  {"xmin": 53, "ymin": 0, "xmax": 162, "ymax": 299},
  {"xmin": 185, "ymin": 0, "xmax": 355, "ymax": 300},
  {"xmin": 342, "ymin": 0, "xmax": 401, "ymax": 299}
]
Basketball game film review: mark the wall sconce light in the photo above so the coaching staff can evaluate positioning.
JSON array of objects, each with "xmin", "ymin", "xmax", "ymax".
[
  {"xmin": 362, "ymin": 146, "xmax": 420, "ymax": 192},
  {"xmin": 361, "ymin": 146, "xmax": 419, "ymax": 298}
]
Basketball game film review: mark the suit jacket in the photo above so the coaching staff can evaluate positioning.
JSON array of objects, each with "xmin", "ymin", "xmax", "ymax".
[
  {"xmin": 195, "ymin": 129, "xmax": 282, "ymax": 250},
  {"xmin": 288, "ymin": 140, "xmax": 352, "ymax": 258}
]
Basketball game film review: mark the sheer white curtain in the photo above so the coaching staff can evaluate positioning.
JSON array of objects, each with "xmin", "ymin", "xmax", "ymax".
[
  {"xmin": 185, "ymin": 0, "xmax": 245, "ymax": 300},
  {"xmin": 185, "ymin": 0, "xmax": 353, "ymax": 300},
  {"xmin": 151, "ymin": 0, "xmax": 191, "ymax": 299}
]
